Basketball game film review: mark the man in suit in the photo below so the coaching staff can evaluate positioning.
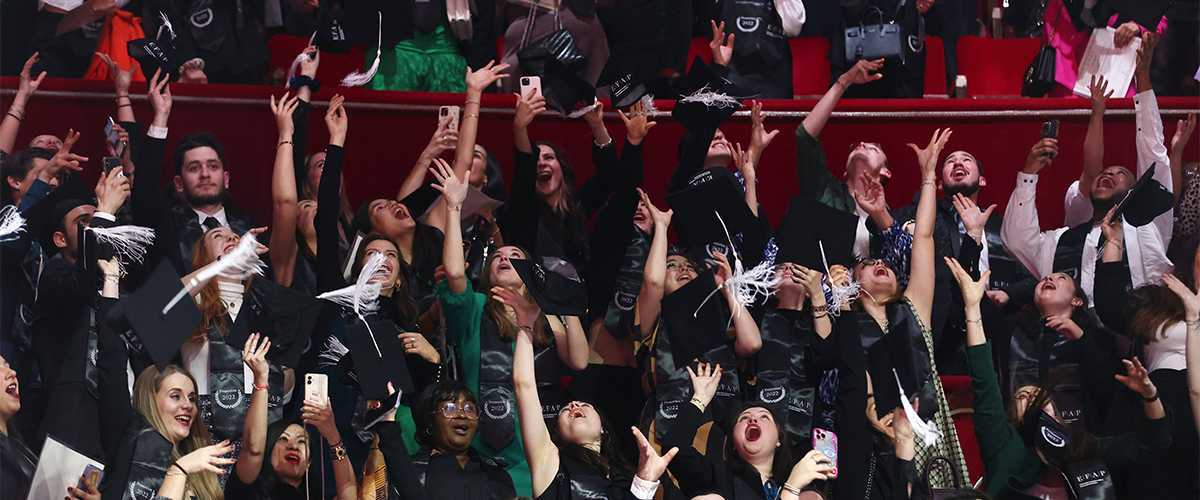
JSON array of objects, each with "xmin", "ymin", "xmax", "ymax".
[{"xmin": 168, "ymin": 132, "xmax": 253, "ymax": 268}]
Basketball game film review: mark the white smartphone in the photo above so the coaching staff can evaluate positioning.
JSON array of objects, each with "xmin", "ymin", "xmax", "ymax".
[
  {"xmin": 304, "ymin": 373, "xmax": 328, "ymax": 404},
  {"xmin": 519, "ymin": 76, "xmax": 542, "ymax": 99},
  {"xmin": 440, "ymin": 105, "xmax": 461, "ymax": 131}
]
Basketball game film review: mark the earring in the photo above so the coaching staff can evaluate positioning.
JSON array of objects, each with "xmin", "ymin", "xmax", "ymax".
[
  {"xmin": 425, "ymin": 427, "xmax": 433, "ymax": 435},
  {"xmin": 394, "ymin": 281, "xmax": 402, "ymax": 292}
]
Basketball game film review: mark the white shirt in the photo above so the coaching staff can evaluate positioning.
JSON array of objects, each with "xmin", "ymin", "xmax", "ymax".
[
  {"xmin": 1146, "ymin": 322, "xmax": 1188, "ymax": 372},
  {"xmin": 193, "ymin": 206, "xmax": 230, "ymax": 229},
  {"xmin": 182, "ymin": 281, "xmax": 253, "ymax": 394},
  {"xmin": 854, "ymin": 201, "xmax": 871, "ymax": 259},
  {"xmin": 40, "ymin": 0, "xmax": 129, "ymax": 11}
]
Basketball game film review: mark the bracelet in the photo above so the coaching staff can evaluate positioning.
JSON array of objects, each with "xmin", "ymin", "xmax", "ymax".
[
  {"xmin": 518, "ymin": 325, "xmax": 535, "ymax": 335},
  {"xmin": 1142, "ymin": 391, "xmax": 1159, "ymax": 403},
  {"xmin": 104, "ymin": 274, "xmax": 120, "ymax": 284},
  {"xmin": 781, "ymin": 482, "xmax": 803, "ymax": 496},
  {"xmin": 330, "ymin": 443, "xmax": 348, "ymax": 461},
  {"xmin": 463, "ymin": 114, "xmax": 479, "ymax": 120},
  {"xmin": 254, "ymin": 383, "xmax": 269, "ymax": 391},
  {"xmin": 812, "ymin": 304, "xmax": 830, "ymax": 316},
  {"xmin": 115, "ymin": 94, "xmax": 129, "ymax": 100},
  {"xmin": 116, "ymin": 103, "xmax": 132, "ymax": 108},
  {"xmin": 689, "ymin": 396, "xmax": 706, "ymax": 412},
  {"xmin": 1104, "ymin": 239, "xmax": 1123, "ymax": 251},
  {"xmin": 169, "ymin": 463, "xmax": 189, "ymax": 477},
  {"xmin": 165, "ymin": 471, "xmax": 187, "ymax": 478},
  {"xmin": 447, "ymin": 204, "xmax": 462, "ymax": 212},
  {"xmin": 6, "ymin": 112, "xmax": 21, "ymax": 122},
  {"xmin": 921, "ymin": 179, "xmax": 936, "ymax": 187},
  {"xmin": 1185, "ymin": 317, "xmax": 1199, "ymax": 328},
  {"xmin": 277, "ymin": 140, "xmax": 294, "ymax": 149},
  {"xmin": 812, "ymin": 312, "xmax": 829, "ymax": 319},
  {"xmin": 464, "ymin": 99, "xmax": 481, "ymax": 106},
  {"xmin": 288, "ymin": 75, "xmax": 322, "ymax": 92},
  {"xmin": 328, "ymin": 438, "xmax": 343, "ymax": 448},
  {"xmin": 966, "ymin": 317, "xmax": 983, "ymax": 325},
  {"xmin": 595, "ymin": 137, "xmax": 614, "ymax": 148}
]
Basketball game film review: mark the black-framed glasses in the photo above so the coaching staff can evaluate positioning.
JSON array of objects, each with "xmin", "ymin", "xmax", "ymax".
[
  {"xmin": 437, "ymin": 402, "xmax": 479, "ymax": 420},
  {"xmin": 857, "ymin": 258, "xmax": 892, "ymax": 270}
]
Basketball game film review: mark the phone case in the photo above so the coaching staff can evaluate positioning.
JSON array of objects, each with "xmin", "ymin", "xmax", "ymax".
[
  {"xmin": 77, "ymin": 464, "xmax": 103, "ymax": 491},
  {"xmin": 812, "ymin": 428, "xmax": 839, "ymax": 479},
  {"xmin": 305, "ymin": 373, "xmax": 328, "ymax": 404},
  {"xmin": 440, "ymin": 106, "xmax": 461, "ymax": 131},
  {"xmin": 520, "ymin": 76, "xmax": 542, "ymax": 99}
]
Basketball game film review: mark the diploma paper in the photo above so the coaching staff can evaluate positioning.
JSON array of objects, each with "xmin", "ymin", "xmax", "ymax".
[
  {"xmin": 28, "ymin": 435, "xmax": 104, "ymax": 500},
  {"xmin": 1074, "ymin": 27, "xmax": 1142, "ymax": 98}
]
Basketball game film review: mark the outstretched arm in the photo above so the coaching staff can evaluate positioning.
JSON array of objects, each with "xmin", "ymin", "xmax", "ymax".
[
  {"xmin": 905, "ymin": 128, "xmax": 953, "ymax": 325},
  {"xmin": 431, "ymin": 157, "xmax": 470, "ymax": 294},
  {"xmin": 0, "ymin": 53, "xmax": 45, "ymax": 154},
  {"xmin": 1081, "ymin": 75, "xmax": 1112, "ymax": 198},
  {"xmin": 802, "ymin": 59, "xmax": 882, "ymax": 139},
  {"xmin": 269, "ymin": 93, "xmax": 302, "ymax": 288},
  {"xmin": 1170, "ymin": 114, "xmax": 1196, "ymax": 197},
  {"xmin": 711, "ymin": 251, "xmax": 762, "ymax": 357},
  {"xmin": 637, "ymin": 189, "xmax": 672, "ymax": 340},
  {"xmin": 235, "ymin": 334, "xmax": 272, "ymax": 484}
]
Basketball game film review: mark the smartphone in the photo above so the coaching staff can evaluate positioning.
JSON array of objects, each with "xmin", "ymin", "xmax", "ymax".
[
  {"xmin": 77, "ymin": 464, "xmax": 103, "ymax": 492},
  {"xmin": 812, "ymin": 428, "xmax": 839, "ymax": 479},
  {"xmin": 103, "ymin": 157, "xmax": 122, "ymax": 176},
  {"xmin": 305, "ymin": 373, "xmax": 328, "ymax": 405},
  {"xmin": 104, "ymin": 117, "xmax": 124, "ymax": 157},
  {"xmin": 439, "ymin": 105, "xmax": 461, "ymax": 132},
  {"xmin": 519, "ymin": 76, "xmax": 542, "ymax": 99},
  {"xmin": 1041, "ymin": 119, "xmax": 1060, "ymax": 160}
]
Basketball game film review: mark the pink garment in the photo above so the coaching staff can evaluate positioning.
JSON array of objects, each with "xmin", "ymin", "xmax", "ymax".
[{"xmin": 1043, "ymin": 0, "xmax": 1167, "ymax": 97}]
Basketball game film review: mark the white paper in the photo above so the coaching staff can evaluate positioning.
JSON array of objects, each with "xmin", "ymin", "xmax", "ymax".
[
  {"xmin": 29, "ymin": 435, "xmax": 105, "ymax": 500},
  {"xmin": 418, "ymin": 186, "xmax": 504, "ymax": 225},
  {"xmin": 1073, "ymin": 27, "xmax": 1142, "ymax": 98}
]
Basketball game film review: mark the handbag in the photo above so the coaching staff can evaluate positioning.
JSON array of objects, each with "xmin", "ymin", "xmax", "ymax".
[
  {"xmin": 516, "ymin": 0, "xmax": 587, "ymax": 77},
  {"xmin": 1022, "ymin": 7, "xmax": 1061, "ymax": 97},
  {"xmin": 923, "ymin": 456, "xmax": 981, "ymax": 500},
  {"xmin": 844, "ymin": 5, "xmax": 905, "ymax": 64}
]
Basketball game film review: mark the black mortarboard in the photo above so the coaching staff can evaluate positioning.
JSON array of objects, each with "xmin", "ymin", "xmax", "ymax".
[
  {"xmin": 1104, "ymin": 0, "xmax": 1171, "ymax": 35},
  {"xmin": 112, "ymin": 262, "xmax": 202, "ymax": 371},
  {"xmin": 342, "ymin": 320, "xmax": 415, "ymax": 400},
  {"xmin": 664, "ymin": 167, "xmax": 767, "ymax": 266},
  {"xmin": 511, "ymin": 257, "xmax": 588, "ymax": 318},
  {"xmin": 317, "ymin": 9, "xmax": 352, "ymax": 54},
  {"xmin": 672, "ymin": 56, "xmax": 744, "ymax": 135},
  {"xmin": 78, "ymin": 225, "xmax": 116, "ymax": 275},
  {"xmin": 24, "ymin": 174, "xmax": 93, "ymax": 257},
  {"xmin": 1112, "ymin": 163, "xmax": 1174, "ymax": 227},
  {"xmin": 399, "ymin": 184, "xmax": 441, "ymax": 220},
  {"xmin": 543, "ymin": 55, "xmax": 596, "ymax": 116},
  {"xmin": 866, "ymin": 325, "xmax": 937, "ymax": 421},
  {"xmin": 127, "ymin": 20, "xmax": 177, "ymax": 82},
  {"xmin": 221, "ymin": 278, "xmax": 324, "ymax": 368},
  {"xmin": 597, "ymin": 42, "xmax": 661, "ymax": 109},
  {"xmin": 659, "ymin": 270, "xmax": 731, "ymax": 365},
  {"xmin": 774, "ymin": 196, "xmax": 858, "ymax": 269}
]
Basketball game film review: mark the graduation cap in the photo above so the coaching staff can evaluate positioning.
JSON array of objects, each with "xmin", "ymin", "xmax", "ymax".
[
  {"xmin": 664, "ymin": 167, "xmax": 767, "ymax": 265},
  {"xmin": 399, "ymin": 184, "xmax": 442, "ymax": 221},
  {"xmin": 111, "ymin": 262, "xmax": 203, "ymax": 371},
  {"xmin": 317, "ymin": 9, "xmax": 352, "ymax": 54},
  {"xmin": 659, "ymin": 270, "xmax": 732, "ymax": 365},
  {"xmin": 511, "ymin": 257, "xmax": 588, "ymax": 318},
  {"xmin": 24, "ymin": 174, "xmax": 93, "ymax": 258},
  {"xmin": 543, "ymin": 55, "xmax": 596, "ymax": 116},
  {"xmin": 342, "ymin": 319, "xmax": 415, "ymax": 400},
  {"xmin": 671, "ymin": 56, "xmax": 744, "ymax": 135},
  {"xmin": 597, "ymin": 41, "xmax": 662, "ymax": 109},
  {"xmin": 774, "ymin": 196, "xmax": 858, "ymax": 269},
  {"xmin": 127, "ymin": 14, "xmax": 178, "ymax": 82},
  {"xmin": 221, "ymin": 278, "xmax": 324, "ymax": 368},
  {"xmin": 1104, "ymin": 0, "xmax": 1171, "ymax": 36},
  {"xmin": 1112, "ymin": 163, "xmax": 1174, "ymax": 227}
]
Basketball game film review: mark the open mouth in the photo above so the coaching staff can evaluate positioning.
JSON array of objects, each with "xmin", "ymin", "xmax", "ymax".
[
  {"xmin": 633, "ymin": 212, "xmax": 648, "ymax": 222},
  {"xmin": 874, "ymin": 267, "xmax": 888, "ymax": 277},
  {"xmin": 677, "ymin": 274, "xmax": 692, "ymax": 283},
  {"xmin": 571, "ymin": 409, "xmax": 586, "ymax": 419},
  {"xmin": 537, "ymin": 170, "xmax": 553, "ymax": 183},
  {"xmin": 452, "ymin": 423, "xmax": 470, "ymax": 435},
  {"xmin": 951, "ymin": 167, "xmax": 968, "ymax": 180},
  {"xmin": 285, "ymin": 453, "xmax": 301, "ymax": 464},
  {"xmin": 497, "ymin": 261, "xmax": 512, "ymax": 271},
  {"xmin": 175, "ymin": 414, "xmax": 192, "ymax": 427},
  {"xmin": 393, "ymin": 206, "xmax": 410, "ymax": 220},
  {"xmin": 745, "ymin": 424, "xmax": 761, "ymax": 442},
  {"xmin": 1040, "ymin": 281, "xmax": 1057, "ymax": 292},
  {"xmin": 1098, "ymin": 177, "xmax": 1116, "ymax": 190},
  {"xmin": 5, "ymin": 383, "xmax": 17, "ymax": 399},
  {"xmin": 223, "ymin": 242, "xmax": 236, "ymax": 253}
]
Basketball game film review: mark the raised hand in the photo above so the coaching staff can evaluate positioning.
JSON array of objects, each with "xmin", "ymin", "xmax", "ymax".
[
  {"xmin": 1135, "ymin": 32, "xmax": 1159, "ymax": 77},
  {"xmin": 686, "ymin": 362, "xmax": 721, "ymax": 408},
  {"xmin": 1100, "ymin": 204, "xmax": 1123, "ymax": 244},
  {"xmin": 788, "ymin": 449, "xmax": 837, "ymax": 489},
  {"xmin": 1161, "ymin": 273, "xmax": 1199, "ymax": 318},
  {"xmin": 95, "ymin": 165, "xmax": 131, "ymax": 214},
  {"xmin": 1025, "ymin": 137, "xmax": 1058, "ymax": 174},
  {"xmin": 514, "ymin": 89, "xmax": 546, "ymax": 129},
  {"xmin": 465, "ymin": 60, "xmax": 510, "ymax": 95},
  {"xmin": 270, "ymin": 92, "xmax": 301, "ymax": 137},
  {"xmin": 41, "ymin": 130, "xmax": 87, "ymax": 180},
  {"xmin": 242, "ymin": 227, "xmax": 270, "ymax": 255},
  {"xmin": 399, "ymin": 331, "xmax": 439, "ymax": 363},
  {"xmin": 852, "ymin": 179, "xmax": 888, "ymax": 218},
  {"xmin": 301, "ymin": 397, "xmax": 340, "ymax": 440},
  {"xmin": 632, "ymin": 426, "xmax": 678, "ymax": 482},
  {"xmin": 637, "ymin": 188, "xmax": 672, "ymax": 228},
  {"xmin": 747, "ymin": 101, "xmax": 779, "ymax": 157},
  {"xmin": 175, "ymin": 440, "xmax": 236, "ymax": 475},
  {"xmin": 950, "ymin": 193, "xmax": 995, "ymax": 240},
  {"xmin": 299, "ymin": 46, "xmax": 320, "ymax": 78},
  {"xmin": 241, "ymin": 333, "xmax": 271, "ymax": 384},
  {"xmin": 618, "ymin": 99, "xmax": 657, "ymax": 146},
  {"xmin": 491, "ymin": 286, "xmax": 541, "ymax": 330},
  {"xmin": 1171, "ymin": 113, "xmax": 1197, "ymax": 158},
  {"xmin": 908, "ymin": 128, "xmax": 953, "ymax": 179},
  {"xmin": 732, "ymin": 142, "xmax": 754, "ymax": 184},
  {"xmin": 1113, "ymin": 21, "xmax": 1140, "ymax": 49},
  {"xmin": 1114, "ymin": 356, "xmax": 1157, "ymax": 399},
  {"xmin": 325, "ymin": 94, "xmax": 348, "ymax": 146},
  {"xmin": 839, "ymin": 58, "xmax": 884, "ymax": 87},
  {"xmin": 793, "ymin": 265, "xmax": 825, "ymax": 299},
  {"xmin": 147, "ymin": 68, "xmax": 172, "ymax": 125},
  {"xmin": 1045, "ymin": 314, "xmax": 1084, "ymax": 340},
  {"xmin": 1089, "ymin": 74, "xmax": 1113, "ymax": 111},
  {"xmin": 944, "ymin": 256, "xmax": 990, "ymax": 307},
  {"xmin": 18, "ymin": 52, "xmax": 46, "ymax": 98},
  {"xmin": 711, "ymin": 249, "xmax": 733, "ymax": 287},
  {"xmin": 430, "ymin": 157, "xmax": 469, "ymax": 208},
  {"xmin": 710, "ymin": 21, "xmax": 734, "ymax": 67},
  {"xmin": 105, "ymin": 122, "xmax": 130, "ymax": 159},
  {"xmin": 97, "ymin": 52, "xmax": 138, "ymax": 97},
  {"xmin": 425, "ymin": 114, "xmax": 459, "ymax": 156}
]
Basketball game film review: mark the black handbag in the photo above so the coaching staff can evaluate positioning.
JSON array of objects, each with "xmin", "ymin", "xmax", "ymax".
[
  {"xmin": 1022, "ymin": 8, "xmax": 1061, "ymax": 97},
  {"xmin": 516, "ymin": 0, "xmax": 587, "ymax": 77},
  {"xmin": 923, "ymin": 456, "xmax": 981, "ymax": 500},
  {"xmin": 844, "ymin": 5, "xmax": 905, "ymax": 64}
]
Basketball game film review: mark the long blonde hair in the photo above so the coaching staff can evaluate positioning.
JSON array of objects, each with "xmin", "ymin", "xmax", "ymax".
[{"xmin": 133, "ymin": 365, "xmax": 224, "ymax": 500}]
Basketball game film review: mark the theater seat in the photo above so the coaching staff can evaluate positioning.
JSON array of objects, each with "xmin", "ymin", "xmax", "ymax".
[
  {"xmin": 789, "ymin": 37, "xmax": 831, "ymax": 98},
  {"xmin": 267, "ymin": 34, "xmax": 368, "ymax": 86},
  {"xmin": 924, "ymin": 36, "xmax": 947, "ymax": 97},
  {"xmin": 955, "ymin": 36, "xmax": 1042, "ymax": 98}
]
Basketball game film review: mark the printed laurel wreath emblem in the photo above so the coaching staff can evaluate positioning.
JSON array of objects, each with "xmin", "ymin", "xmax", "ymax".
[
  {"xmin": 760, "ymin": 386, "xmax": 786, "ymax": 403},
  {"xmin": 214, "ymin": 389, "xmax": 243, "ymax": 410},
  {"xmin": 484, "ymin": 399, "xmax": 511, "ymax": 420}
]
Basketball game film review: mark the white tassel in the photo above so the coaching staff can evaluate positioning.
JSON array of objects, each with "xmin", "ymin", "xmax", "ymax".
[
  {"xmin": 817, "ymin": 241, "xmax": 860, "ymax": 316},
  {"xmin": 639, "ymin": 94, "xmax": 662, "ymax": 116},
  {"xmin": 679, "ymin": 84, "xmax": 742, "ymax": 109},
  {"xmin": 316, "ymin": 252, "xmax": 387, "ymax": 315},
  {"xmin": 162, "ymin": 234, "xmax": 267, "ymax": 315},
  {"xmin": 894, "ymin": 370, "xmax": 941, "ymax": 444},
  {"xmin": 158, "ymin": 12, "xmax": 176, "ymax": 40},
  {"xmin": 90, "ymin": 225, "xmax": 155, "ymax": 275},
  {"xmin": 0, "ymin": 206, "xmax": 25, "ymax": 243},
  {"xmin": 694, "ymin": 212, "xmax": 779, "ymax": 321},
  {"xmin": 341, "ymin": 12, "xmax": 382, "ymax": 87},
  {"xmin": 318, "ymin": 335, "xmax": 349, "ymax": 368},
  {"xmin": 284, "ymin": 32, "xmax": 318, "ymax": 87},
  {"xmin": 565, "ymin": 102, "xmax": 601, "ymax": 119}
]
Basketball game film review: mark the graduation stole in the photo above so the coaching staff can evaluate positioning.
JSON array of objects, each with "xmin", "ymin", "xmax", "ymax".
[
  {"xmin": 716, "ymin": 0, "xmax": 786, "ymax": 64},
  {"xmin": 206, "ymin": 313, "xmax": 284, "ymax": 442},
  {"xmin": 1052, "ymin": 221, "xmax": 1097, "ymax": 281},
  {"xmin": 121, "ymin": 428, "xmax": 173, "ymax": 500},
  {"xmin": 603, "ymin": 225, "xmax": 650, "ymax": 340},
  {"xmin": 755, "ymin": 308, "xmax": 816, "ymax": 448},
  {"xmin": 476, "ymin": 318, "xmax": 564, "ymax": 452}
]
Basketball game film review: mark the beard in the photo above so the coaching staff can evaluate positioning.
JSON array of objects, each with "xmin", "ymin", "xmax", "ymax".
[
  {"xmin": 943, "ymin": 178, "xmax": 980, "ymax": 198},
  {"xmin": 1090, "ymin": 189, "xmax": 1128, "ymax": 215},
  {"xmin": 185, "ymin": 184, "xmax": 226, "ymax": 207}
]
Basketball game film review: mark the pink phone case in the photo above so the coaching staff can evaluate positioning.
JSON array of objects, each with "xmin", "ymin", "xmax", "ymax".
[{"xmin": 812, "ymin": 427, "xmax": 838, "ymax": 479}]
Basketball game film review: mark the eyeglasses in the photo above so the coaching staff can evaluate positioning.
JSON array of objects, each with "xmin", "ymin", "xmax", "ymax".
[
  {"xmin": 849, "ymin": 142, "xmax": 882, "ymax": 152},
  {"xmin": 437, "ymin": 402, "xmax": 479, "ymax": 420},
  {"xmin": 1012, "ymin": 389, "xmax": 1037, "ymax": 403},
  {"xmin": 857, "ymin": 259, "xmax": 892, "ymax": 270}
]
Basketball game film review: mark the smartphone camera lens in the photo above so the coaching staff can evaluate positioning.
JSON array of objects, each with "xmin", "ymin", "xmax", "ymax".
[{"xmin": 522, "ymin": 78, "xmax": 529, "ymax": 85}]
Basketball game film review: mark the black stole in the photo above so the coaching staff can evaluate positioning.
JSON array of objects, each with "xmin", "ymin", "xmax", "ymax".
[
  {"xmin": 716, "ymin": 0, "xmax": 786, "ymax": 65},
  {"xmin": 205, "ymin": 313, "xmax": 284, "ymax": 442},
  {"xmin": 546, "ymin": 455, "xmax": 632, "ymax": 500},
  {"xmin": 121, "ymin": 429, "xmax": 173, "ymax": 500},
  {"xmin": 1052, "ymin": 222, "xmax": 1097, "ymax": 281},
  {"xmin": 476, "ymin": 317, "xmax": 564, "ymax": 452},
  {"xmin": 858, "ymin": 302, "xmax": 938, "ymax": 421},
  {"xmin": 755, "ymin": 308, "xmax": 816, "ymax": 448},
  {"xmin": 603, "ymin": 226, "xmax": 650, "ymax": 340},
  {"xmin": 1008, "ymin": 326, "xmax": 1088, "ymax": 430}
]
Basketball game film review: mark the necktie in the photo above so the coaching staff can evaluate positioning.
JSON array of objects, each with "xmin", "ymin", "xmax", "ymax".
[{"xmin": 203, "ymin": 216, "xmax": 220, "ymax": 231}]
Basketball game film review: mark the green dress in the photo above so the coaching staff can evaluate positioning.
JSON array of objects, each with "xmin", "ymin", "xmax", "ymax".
[{"xmin": 366, "ymin": 25, "xmax": 466, "ymax": 93}]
